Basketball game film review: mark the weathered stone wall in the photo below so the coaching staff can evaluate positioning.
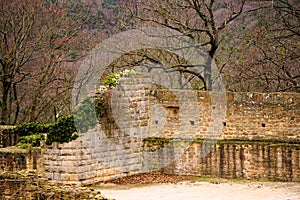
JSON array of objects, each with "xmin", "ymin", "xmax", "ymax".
[
  {"xmin": 0, "ymin": 171, "xmax": 109, "ymax": 200},
  {"xmin": 143, "ymin": 139, "xmax": 300, "ymax": 181},
  {"xmin": 41, "ymin": 75, "xmax": 300, "ymax": 184},
  {"xmin": 42, "ymin": 75, "xmax": 152, "ymax": 185},
  {"xmin": 0, "ymin": 126, "xmax": 18, "ymax": 148},
  {"xmin": 150, "ymin": 90, "xmax": 300, "ymax": 142},
  {"xmin": 143, "ymin": 91, "xmax": 300, "ymax": 181},
  {"xmin": 0, "ymin": 148, "xmax": 41, "ymax": 173},
  {"xmin": 223, "ymin": 92, "xmax": 300, "ymax": 142}
]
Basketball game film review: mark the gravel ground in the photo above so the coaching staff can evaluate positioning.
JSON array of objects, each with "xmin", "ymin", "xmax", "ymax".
[{"xmin": 96, "ymin": 174, "xmax": 300, "ymax": 200}]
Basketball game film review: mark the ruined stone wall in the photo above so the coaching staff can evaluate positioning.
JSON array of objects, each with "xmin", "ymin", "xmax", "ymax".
[
  {"xmin": 42, "ymin": 75, "xmax": 152, "ymax": 185},
  {"xmin": 41, "ymin": 75, "xmax": 300, "ymax": 184},
  {"xmin": 0, "ymin": 126, "xmax": 18, "ymax": 148},
  {"xmin": 0, "ymin": 148, "xmax": 41, "ymax": 173},
  {"xmin": 223, "ymin": 92, "xmax": 300, "ymax": 142},
  {"xmin": 143, "ymin": 91, "xmax": 300, "ymax": 181},
  {"xmin": 0, "ymin": 127, "xmax": 42, "ymax": 176},
  {"xmin": 143, "ymin": 139, "xmax": 300, "ymax": 181},
  {"xmin": 0, "ymin": 171, "xmax": 108, "ymax": 200},
  {"xmin": 149, "ymin": 90, "xmax": 300, "ymax": 142}
]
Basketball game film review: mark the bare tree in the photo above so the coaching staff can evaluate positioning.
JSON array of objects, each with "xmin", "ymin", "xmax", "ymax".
[
  {"xmin": 273, "ymin": 0, "xmax": 300, "ymax": 37},
  {"xmin": 0, "ymin": 0, "xmax": 104, "ymax": 124},
  {"xmin": 131, "ymin": 0, "xmax": 247, "ymax": 90},
  {"xmin": 223, "ymin": 0, "xmax": 300, "ymax": 92}
]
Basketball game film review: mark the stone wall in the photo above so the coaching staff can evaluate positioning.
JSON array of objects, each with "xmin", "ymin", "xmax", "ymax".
[
  {"xmin": 0, "ymin": 126, "xmax": 18, "ymax": 148},
  {"xmin": 0, "ymin": 148, "xmax": 42, "ymax": 173},
  {"xmin": 143, "ymin": 91, "xmax": 300, "ymax": 181},
  {"xmin": 0, "ymin": 171, "xmax": 109, "ymax": 200},
  {"xmin": 143, "ymin": 139, "xmax": 300, "ymax": 181},
  {"xmin": 223, "ymin": 92, "xmax": 300, "ymax": 142},
  {"xmin": 150, "ymin": 90, "xmax": 300, "ymax": 142},
  {"xmin": 42, "ymin": 75, "xmax": 152, "ymax": 185},
  {"xmin": 41, "ymin": 74, "xmax": 300, "ymax": 184}
]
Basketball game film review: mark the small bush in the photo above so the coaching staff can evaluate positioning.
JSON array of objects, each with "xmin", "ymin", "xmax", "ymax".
[
  {"xmin": 102, "ymin": 69, "xmax": 139, "ymax": 88},
  {"xmin": 16, "ymin": 134, "xmax": 44, "ymax": 149},
  {"xmin": 45, "ymin": 115, "xmax": 78, "ymax": 145},
  {"xmin": 13, "ymin": 96, "xmax": 97, "ymax": 146},
  {"xmin": 13, "ymin": 122, "xmax": 49, "ymax": 137},
  {"xmin": 72, "ymin": 96, "xmax": 97, "ymax": 133}
]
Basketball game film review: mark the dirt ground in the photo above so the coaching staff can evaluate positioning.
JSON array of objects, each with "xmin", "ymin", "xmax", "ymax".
[{"xmin": 95, "ymin": 174, "xmax": 300, "ymax": 200}]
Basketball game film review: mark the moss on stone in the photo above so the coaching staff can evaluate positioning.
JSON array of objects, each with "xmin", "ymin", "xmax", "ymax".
[{"xmin": 143, "ymin": 137, "xmax": 300, "ymax": 147}]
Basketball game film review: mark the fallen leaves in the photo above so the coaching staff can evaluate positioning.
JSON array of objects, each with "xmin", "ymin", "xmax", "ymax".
[{"xmin": 104, "ymin": 173, "xmax": 193, "ymax": 185}]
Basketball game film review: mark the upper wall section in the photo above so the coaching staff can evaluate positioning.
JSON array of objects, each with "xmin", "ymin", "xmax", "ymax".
[
  {"xmin": 224, "ymin": 92, "xmax": 300, "ymax": 142},
  {"xmin": 150, "ymin": 90, "xmax": 300, "ymax": 142}
]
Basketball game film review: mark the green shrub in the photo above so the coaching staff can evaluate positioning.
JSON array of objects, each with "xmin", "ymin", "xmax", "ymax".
[
  {"xmin": 13, "ymin": 96, "xmax": 97, "ymax": 146},
  {"xmin": 45, "ymin": 97, "xmax": 97, "ymax": 145},
  {"xmin": 102, "ymin": 69, "xmax": 139, "ymax": 88},
  {"xmin": 16, "ymin": 134, "xmax": 44, "ymax": 149},
  {"xmin": 72, "ymin": 96, "xmax": 97, "ymax": 133},
  {"xmin": 13, "ymin": 122, "xmax": 49, "ymax": 137},
  {"xmin": 45, "ymin": 115, "xmax": 78, "ymax": 145}
]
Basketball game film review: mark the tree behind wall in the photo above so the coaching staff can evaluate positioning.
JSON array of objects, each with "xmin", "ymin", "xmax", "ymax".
[
  {"xmin": 223, "ymin": 0, "xmax": 300, "ymax": 92},
  {"xmin": 129, "ymin": 0, "xmax": 300, "ymax": 92},
  {"xmin": 132, "ymin": 0, "xmax": 247, "ymax": 90},
  {"xmin": 0, "ymin": 0, "xmax": 106, "ymax": 125}
]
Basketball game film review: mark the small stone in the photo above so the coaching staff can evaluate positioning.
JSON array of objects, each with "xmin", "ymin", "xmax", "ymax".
[{"xmin": 94, "ymin": 194, "xmax": 104, "ymax": 199}]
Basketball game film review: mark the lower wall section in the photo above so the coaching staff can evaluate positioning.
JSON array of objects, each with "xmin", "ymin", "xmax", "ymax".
[
  {"xmin": 0, "ymin": 148, "xmax": 41, "ymax": 173},
  {"xmin": 143, "ymin": 139, "xmax": 300, "ymax": 181},
  {"xmin": 42, "ymin": 129, "xmax": 145, "ymax": 185},
  {"xmin": 0, "ymin": 172, "xmax": 108, "ymax": 200},
  {"xmin": 43, "ymin": 137, "xmax": 300, "ymax": 185}
]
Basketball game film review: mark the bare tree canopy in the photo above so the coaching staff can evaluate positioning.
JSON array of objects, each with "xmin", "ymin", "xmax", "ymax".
[
  {"xmin": 0, "ymin": 0, "xmax": 107, "ymax": 124},
  {"xmin": 0, "ymin": 0, "xmax": 299, "ymax": 125}
]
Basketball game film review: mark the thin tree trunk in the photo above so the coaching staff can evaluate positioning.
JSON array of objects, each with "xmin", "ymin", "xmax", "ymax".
[{"xmin": 1, "ymin": 80, "xmax": 11, "ymax": 125}]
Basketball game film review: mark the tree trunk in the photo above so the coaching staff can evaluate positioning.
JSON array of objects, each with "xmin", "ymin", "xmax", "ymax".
[{"xmin": 1, "ymin": 79, "xmax": 11, "ymax": 125}]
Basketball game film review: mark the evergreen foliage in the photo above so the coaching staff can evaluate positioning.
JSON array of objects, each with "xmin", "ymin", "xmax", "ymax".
[{"xmin": 13, "ymin": 96, "xmax": 98, "ymax": 146}]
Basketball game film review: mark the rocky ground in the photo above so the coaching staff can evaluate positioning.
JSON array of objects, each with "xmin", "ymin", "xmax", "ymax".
[
  {"xmin": 0, "ymin": 171, "xmax": 110, "ymax": 200},
  {"xmin": 96, "ymin": 173, "xmax": 300, "ymax": 200}
]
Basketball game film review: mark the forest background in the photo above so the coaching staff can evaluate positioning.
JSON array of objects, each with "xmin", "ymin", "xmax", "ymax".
[{"xmin": 0, "ymin": 0, "xmax": 299, "ymax": 125}]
